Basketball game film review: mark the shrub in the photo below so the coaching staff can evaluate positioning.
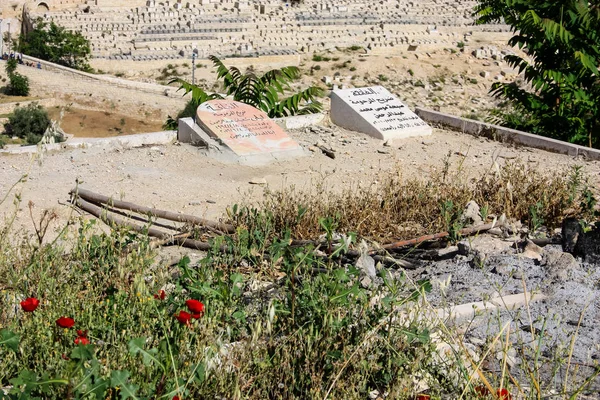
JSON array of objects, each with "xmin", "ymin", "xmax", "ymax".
[
  {"xmin": 5, "ymin": 58, "xmax": 17, "ymax": 75},
  {"xmin": 4, "ymin": 103, "xmax": 50, "ymax": 144},
  {"xmin": 6, "ymin": 73, "xmax": 30, "ymax": 96},
  {"xmin": 167, "ymin": 55, "xmax": 323, "ymax": 127},
  {"xmin": 4, "ymin": 58, "xmax": 30, "ymax": 96}
]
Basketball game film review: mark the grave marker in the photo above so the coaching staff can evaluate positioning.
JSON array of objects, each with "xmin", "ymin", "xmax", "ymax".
[
  {"xmin": 195, "ymin": 99, "xmax": 302, "ymax": 156},
  {"xmin": 330, "ymin": 86, "xmax": 432, "ymax": 140}
]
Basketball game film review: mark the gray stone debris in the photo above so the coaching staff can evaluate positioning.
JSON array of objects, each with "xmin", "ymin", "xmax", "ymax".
[
  {"xmin": 462, "ymin": 200, "xmax": 483, "ymax": 226},
  {"xmin": 541, "ymin": 247, "xmax": 579, "ymax": 282}
]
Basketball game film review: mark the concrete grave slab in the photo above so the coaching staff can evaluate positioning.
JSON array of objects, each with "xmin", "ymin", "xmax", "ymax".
[
  {"xmin": 330, "ymin": 86, "xmax": 432, "ymax": 141},
  {"xmin": 196, "ymin": 100, "xmax": 303, "ymax": 157},
  {"xmin": 177, "ymin": 101, "xmax": 305, "ymax": 165}
]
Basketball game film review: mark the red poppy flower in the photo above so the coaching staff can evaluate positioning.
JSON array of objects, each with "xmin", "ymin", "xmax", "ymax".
[
  {"xmin": 192, "ymin": 313, "xmax": 203, "ymax": 319},
  {"xmin": 76, "ymin": 330, "xmax": 88, "ymax": 338},
  {"xmin": 20, "ymin": 297, "xmax": 39, "ymax": 312},
  {"xmin": 496, "ymin": 388, "xmax": 511, "ymax": 400},
  {"xmin": 175, "ymin": 311, "xmax": 191, "ymax": 325},
  {"xmin": 172, "ymin": 397, "xmax": 180, "ymax": 400},
  {"xmin": 415, "ymin": 394, "xmax": 430, "ymax": 400},
  {"xmin": 185, "ymin": 299, "xmax": 204, "ymax": 314},
  {"xmin": 56, "ymin": 317, "xmax": 75, "ymax": 329},
  {"xmin": 154, "ymin": 290, "xmax": 166, "ymax": 300},
  {"xmin": 74, "ymin": 336, "xmax": 90, "ymax": 345}
]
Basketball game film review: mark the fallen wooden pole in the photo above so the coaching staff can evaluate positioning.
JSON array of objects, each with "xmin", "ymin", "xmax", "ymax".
[
  {"xmin": 75, "ymin": 197, "xmax": 213, "ymax": 251},
  {"xmin": 71, "ymin": 188, "xmax": 234, "ymax": 234},
  {"xmin": 382, "ymin": 221, "xmax": 502, "ymax": 251}
]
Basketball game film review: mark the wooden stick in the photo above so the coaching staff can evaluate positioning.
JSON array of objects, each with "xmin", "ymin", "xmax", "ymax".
[
  {"xmin": 75, "ymin": 197, "xmax": 213, "ymax": 251},
  {"xmin": 71, "ymin": 188, "xmax": 234, "ymax": 233},
  {"xmin": 382, "ymin": 221, "xmax": 502, "ymax": 251}
]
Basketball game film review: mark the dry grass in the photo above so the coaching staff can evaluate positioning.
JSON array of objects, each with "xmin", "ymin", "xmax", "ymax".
[{"xmin": 233, "ymin": 159, "xmax": 594, "ymax": 243}]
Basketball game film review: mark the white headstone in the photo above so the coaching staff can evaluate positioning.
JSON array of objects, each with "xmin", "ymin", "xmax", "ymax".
[{"xmin": 330, "ymin": 86, "xmax": 432, "ymax": 140}]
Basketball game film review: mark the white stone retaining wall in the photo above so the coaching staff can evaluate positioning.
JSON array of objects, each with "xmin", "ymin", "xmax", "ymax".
[{"xmin": 415, "ymin": 107, "xmax": 600, "ymax": 161}]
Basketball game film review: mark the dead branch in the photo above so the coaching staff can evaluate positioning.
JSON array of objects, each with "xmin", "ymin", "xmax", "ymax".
[
  {"xmin": 71, "ymin": 188, "xmax": 234, "ymax": 234},
  {"xmin": 381, "ymin": 221, "xmax": 503, "ymax": 251},
  {"xmin": 74, "ymin": 197, "xmax": 213, "ymax": 251}
]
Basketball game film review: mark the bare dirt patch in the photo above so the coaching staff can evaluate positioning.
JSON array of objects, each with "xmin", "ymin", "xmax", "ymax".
[{"xmin": 47, "ymin": 106, "xmax": 164, "ymax": 138}]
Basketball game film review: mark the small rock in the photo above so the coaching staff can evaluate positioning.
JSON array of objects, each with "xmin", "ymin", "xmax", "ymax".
[
  {"xmin": 438, "ymin": 246, "xmax": 459, "ymax": 258},
  {"xmin": 356, "ymin": 241, "xmax": 376, "ymax": 278},
  {"xmin": 541, "ymin": 248, "xmax": 579, "ymax": 281},
  {"xmin": 520, "ymin": 240, "xmax": 543, "ymax": 261},
  {"xmin": 377, "ymin": 149, "xmax": 390, "ymax": 155},
  {"xmin": 188, "ymin": 200, "xmax": 202, "ymax": 206},
  {"xmin": 458, "ymin": 235, "xmax": 511, "ymax": 257},
  {"xmin": 495, "ymin": 347, "xmax": 519, "ymax": 368},
  {"xmin": 360, "ymin": 275, "xmax": 373, "ymax": 288},
  {"xmin": 206, "ymin": 200, "xmax": 216, "ymax": 204},
  {"xmin": 249, "ymin": 178, "xmax": 267, "ymax": 185},
  {"xmin": 462, "ymin": 200, "xmax": 483, "ymax": 226}
]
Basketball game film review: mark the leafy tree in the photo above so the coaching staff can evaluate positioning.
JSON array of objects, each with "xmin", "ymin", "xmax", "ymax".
[
  {"xmin": 476, "ymin": 0, "xmax": 600, "ymax": 147},
  {"xmin": 18, "ymin": 19, "xmax": 92, "ymax": 72},
  {"xmin": 4, "ymin": 58, "xmax": 30, "ymax": 96},
  {"xmin": 4, "ymin": 103, "xmax": 50, "ymax": 144},
  {"xmin": 165, "ymin": 55, "xmax": 322, "ymax": 129}
]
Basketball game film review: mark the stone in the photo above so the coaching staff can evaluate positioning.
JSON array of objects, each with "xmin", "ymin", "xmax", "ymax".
[
  {"xmin": 541, "ymin": 248, "xmax": 579, "ymax": 282},
  {"xmin": 462, "ymin": 200, "xmax": 483, "ymax": 226},
  {"xmin": 519, "ymin": 239, "xmax": 543, "ymax": 261},
  {"xmin": 330, "ymin": 86, "xmax": 432, "ymax": 141},
  {"xmin": 356, "ymin": 241, "xmax": 376, "ymax": 278},
  {"xmin": 249, "ymin": 177, "xmax": 267, "ymax": 185},
  {"xmin": 196, "ymin": 100, "xmax": 303, "ymax": 157}
]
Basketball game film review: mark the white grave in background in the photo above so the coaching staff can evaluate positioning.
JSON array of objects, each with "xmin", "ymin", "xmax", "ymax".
[{"xmin": 330, "ymin": 86, "xmax": 432, "ymax": 140}]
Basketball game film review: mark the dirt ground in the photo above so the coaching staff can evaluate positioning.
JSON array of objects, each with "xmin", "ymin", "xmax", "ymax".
[
  {"xmin": 2, "ymin": 124, "xmax": 599, "ymax": 236},
  {"xmin": 47, "ymin": 106, "xmax": 164, "ymax": 138}
]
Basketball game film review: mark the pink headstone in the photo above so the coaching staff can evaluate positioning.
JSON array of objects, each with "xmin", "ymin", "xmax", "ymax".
[{"xmin": 196, "ymin": 100, "xmax": 302, "ymax": 156}]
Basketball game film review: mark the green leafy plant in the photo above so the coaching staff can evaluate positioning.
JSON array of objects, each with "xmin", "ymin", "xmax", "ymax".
[
  {"xmin": 476, "ymin": 0, "xmax": 600, "ymax": 147},
  {"xmin": 4, "ymin": 103, "xmax": 50, "ymax": 144},
  {"xmin": 165, "ymin": 55, "xmax": 323, "ymax": 128},
  {"xmin": 4, "ymin": 58, "xmax": 30, "ymax": 96}
]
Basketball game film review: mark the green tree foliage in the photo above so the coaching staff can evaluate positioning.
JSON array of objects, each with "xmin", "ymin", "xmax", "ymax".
[
  {"xmin": 165, "ymin": 55, "xmax": 322, "ymax": 129},
  {"xmin": 4, "ymin": 58, "xmax": 30, "ymax": 96},
  {"xmin": 476, "ymin": 0, "xmax": 600, "ymax": 147},
  {"xmin": 4, "ymin": 103, "xmax": 50, "ymax": 144},
  {"xmin": 5, "ymin": 58, "xmax": 17, "ymax": 75},
  {"xmin": 18, "ymin": 19, "xmax": 92, "ymax": 72}
]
